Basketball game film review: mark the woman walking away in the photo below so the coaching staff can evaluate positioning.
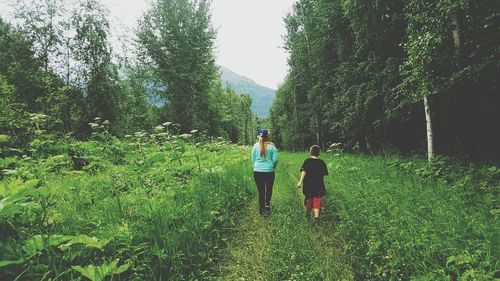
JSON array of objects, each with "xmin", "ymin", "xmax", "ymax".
[
  {"xmin": 252, "ymin": 129, "xmax": 278, "ymax": 216},
  {"xmin": 297, "ymin": 145, "xmax": 329, "ymax": 224}
]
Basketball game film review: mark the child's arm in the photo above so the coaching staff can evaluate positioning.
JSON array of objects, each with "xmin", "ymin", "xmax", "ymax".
[{"xmin": 297, "ymin": 171, "xmax": 306, "ymax": 188}]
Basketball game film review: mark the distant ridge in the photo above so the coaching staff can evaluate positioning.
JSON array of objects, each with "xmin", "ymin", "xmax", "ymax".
[{"xmin": 219, "ymin": 66, "xmax": 276, "ymax": 117}]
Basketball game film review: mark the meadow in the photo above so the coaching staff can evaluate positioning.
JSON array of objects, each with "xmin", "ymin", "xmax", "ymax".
[{"xmin": 0, "ymin": 124, "xmax": 498, "ymax": 280}]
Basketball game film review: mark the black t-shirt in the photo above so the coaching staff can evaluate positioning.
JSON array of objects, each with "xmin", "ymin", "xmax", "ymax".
[{"xmin": 300, "ymin": 158, "xmax": 329, "ymax": 197}]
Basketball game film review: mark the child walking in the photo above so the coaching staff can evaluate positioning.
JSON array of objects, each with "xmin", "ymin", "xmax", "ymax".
[{"xmin": 297, "ymin": 145, "xmax": 329, "ymax": 223}]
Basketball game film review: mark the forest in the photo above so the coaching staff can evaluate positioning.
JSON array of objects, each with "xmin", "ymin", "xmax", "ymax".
[
  {"xmin": 271, "ymin": 0, "xmax": 499, "ymax": 161},
  {"xmin": 0, "ymin": 0, "xmax": 255, "ymax": 148},
  {"xmin": 0, "ymin": 0, "xmax": 498, "ymax": 280}
]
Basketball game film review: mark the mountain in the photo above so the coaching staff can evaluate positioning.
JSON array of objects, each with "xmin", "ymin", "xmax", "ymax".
[{"xmin": 219, "ymin": 66, "xmax": 276, "ymax": 117}]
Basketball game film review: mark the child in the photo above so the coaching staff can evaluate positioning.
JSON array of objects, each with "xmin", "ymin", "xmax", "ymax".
[{"xmin": 297, "ymin": 145, "xmax": 329, "ymax": 223}]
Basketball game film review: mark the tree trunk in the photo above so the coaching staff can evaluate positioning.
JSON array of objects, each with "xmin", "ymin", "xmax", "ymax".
[
  {"xmin": 315, "ymin": 114, "xmax": 320, "ymax": 146},
  {"xmin": 424, "ymin": 94, "xmax": 434, "ymax": 161},
  {"xmin": 452, "ymin": 12, "xmax": 464, "ymax": 66},
  {"xmin": 358, "ymin": 136, "xmax": 368, "ymax": 154}
]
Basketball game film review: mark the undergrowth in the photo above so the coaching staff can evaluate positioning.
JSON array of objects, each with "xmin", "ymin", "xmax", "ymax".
[
  {"xmin": 0, "ymin": 119, "xmax": 253, "ymax": 280},
  {"xmin": 321, "ymin": 152, "xmax": 499, "ymax": 280}
]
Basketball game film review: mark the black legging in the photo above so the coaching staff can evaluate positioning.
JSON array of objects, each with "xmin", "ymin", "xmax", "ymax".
[{"xmin": 253, "ymin": 172, "xmax": 275, "ymax": 212}]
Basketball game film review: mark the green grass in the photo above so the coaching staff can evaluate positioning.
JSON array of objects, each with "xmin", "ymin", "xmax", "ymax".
[
  {"xmin": 215, "ymin": 154, "xmax": 353, "ymax": 280},
  {"xmin": 0, "ymin": 137, "xmax": 255, "ymax": 280},
  {"xmin": 320, "ymin": 153, "xmax": 498, "ymax": 280},
  {"xmin": 1, "ymin": 140, "xmax": 497, "ymax": 280},
  {"xmin": 216, "ymin": 152, "xmax": 498, "ymax": 280}
]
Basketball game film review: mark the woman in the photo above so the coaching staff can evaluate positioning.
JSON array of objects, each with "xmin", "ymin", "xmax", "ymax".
[{"xmin": 251, "ymin": 129, "xmax": 278, "ymax": 216}]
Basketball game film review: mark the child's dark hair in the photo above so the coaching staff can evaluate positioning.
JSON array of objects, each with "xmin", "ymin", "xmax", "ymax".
[{"xmin": 310, "ymin": 145, "xmax": 320, "ymax": 156}]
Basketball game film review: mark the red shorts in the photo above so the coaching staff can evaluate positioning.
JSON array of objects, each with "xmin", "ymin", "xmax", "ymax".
[{"xmin": 305, "ymin": 197, "xmax": 323, "ymax": 209}]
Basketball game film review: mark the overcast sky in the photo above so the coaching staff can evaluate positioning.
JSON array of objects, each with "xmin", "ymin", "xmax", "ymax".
[{"xmin": 0, "ymin": 0, "xmax": 296, "ymax": 89}]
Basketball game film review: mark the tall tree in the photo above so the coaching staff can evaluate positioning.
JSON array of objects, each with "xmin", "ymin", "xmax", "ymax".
[
  {"xmin": 137, "ymin": 0, "xmax": 218, "ymax": 133},
  {"xmin": 272, "ymin": 0, "xmax": 499, "ymax": 159},
  {"xmin": 11, "ymin": 0, "xmax": 85, "ymax": 133},
  {"xmin": 72, "ymin": 0, "xmax": 122, "ymax": 133}
]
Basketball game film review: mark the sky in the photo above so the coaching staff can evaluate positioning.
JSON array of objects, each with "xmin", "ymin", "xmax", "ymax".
[{"xmin": 0, "ymin": 0, "xmax": 296, "ymax": 90}]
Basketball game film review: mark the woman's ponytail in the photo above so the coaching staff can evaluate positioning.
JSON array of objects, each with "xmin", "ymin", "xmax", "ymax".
[
  {"xmin": 259, "ymin": 136, "xmax": 267, "ymax": 159},
  {"xmin": 257, "ymin": 129, "xmax": 271, "ymax": 159}
]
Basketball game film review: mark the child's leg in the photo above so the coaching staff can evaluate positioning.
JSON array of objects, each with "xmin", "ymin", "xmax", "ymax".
[
  {"xmin": 304, "ymin": 197, "xmax": 312, "ymax": 218},
  {"xmin": 313, "ymin": 208, "xmax": 320, "ymax": 218},
  {"xmin": 312, "ymin": 197, "xmax": 323, "ymax": 219}
]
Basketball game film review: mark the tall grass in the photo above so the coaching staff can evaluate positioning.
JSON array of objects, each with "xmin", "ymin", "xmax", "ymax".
[
  {"xmin": 1, "ymin": 131, "xmax": 497, "ymax": 280},
  {"xmin": 0, "ymin": 133, "xmax": 254, "ymax": 280},
  {"xmin": 315, "ymin": 153, "xmax": 499, "ymax": 280}
]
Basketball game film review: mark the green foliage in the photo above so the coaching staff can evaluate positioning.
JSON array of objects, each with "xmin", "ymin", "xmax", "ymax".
[
  {"xmin": 1, "ymin": 0, "xmax": 254, "ymax": 146},
  {"xmin": 22, "ymin": 234, "xmax": 110, "ymax": 257},
  {"xmin": 315, "ymin": 152, "xmax": 499, "ymax": 280},
  {"xmin": 215, "ymin": 85, "xmax": 255, "ymax": 144},
  {"xmin": 272, "ymin": 0, "xmax": 500, "ymax": 157},
  {"xmin": 137, "ymin": 0, "xmax": 219, "ymax": 133},
  {"xmin": 72, "ymin": 259, "xmax": 131, "ymax": 281},
  {"xmin": 23, "ymin": 235, "xmax": 73, "ymax": 257},
  {"xmin": 0, "ymin": 132, "xmax": 254, "ymax": 280}
]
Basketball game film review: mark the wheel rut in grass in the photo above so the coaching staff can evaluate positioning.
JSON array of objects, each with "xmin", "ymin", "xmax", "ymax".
[{"xmin": 215, "ymin": 153, "xmax": 354, "ymax": 280}]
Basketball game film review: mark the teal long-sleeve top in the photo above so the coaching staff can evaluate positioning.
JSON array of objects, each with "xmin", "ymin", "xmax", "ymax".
[{"xmin": 251, "ymin": 142, "xmax": 278, "ymax": 172}]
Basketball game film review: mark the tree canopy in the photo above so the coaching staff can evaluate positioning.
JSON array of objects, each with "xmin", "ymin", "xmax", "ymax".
[{"xmin": 271, "ymin": 0, "xmax": 499, "ymax": 159}]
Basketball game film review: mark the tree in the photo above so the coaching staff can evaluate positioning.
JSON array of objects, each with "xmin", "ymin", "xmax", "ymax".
[
  {"xmin": 273, "ymin": 0, "xmax": 499, "ymax": 159},
  {"xmin": 10, "ymin": 0, "xmax": 86, "ymax": 134},
  {"xmin": 72, "ymin": 0, "xmax": 122, "ymax": 134},
  {"xmin": 0, "ymin": 17, "xmax": 47, "ymax": 145},
  {"xmin": 137, "ymin": 0, "xmax": 218, "ymax": 133}
]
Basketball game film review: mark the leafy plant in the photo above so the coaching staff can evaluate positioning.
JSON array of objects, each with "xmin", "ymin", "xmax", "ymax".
[
  {"xmin": 72, "ymin": 259, "xmax": 131, "ymax": 281},
  {"xmin": 0, "ymin": 178, "xmax": 40, "ymax": 220}
]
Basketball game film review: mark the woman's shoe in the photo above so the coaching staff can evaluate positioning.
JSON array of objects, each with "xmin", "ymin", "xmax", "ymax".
[{"xmin": 264, "ymin": 205, "xmax": 271, "ymax": 216}]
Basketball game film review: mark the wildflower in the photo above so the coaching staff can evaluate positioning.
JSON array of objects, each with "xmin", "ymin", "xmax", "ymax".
[
  {"xmin": 190, "ymin": 129, "xmax": 198, "ymax": 134},
  {"xmin": 162, "ymin": 122, "xmax": 173, "ymax": 126}
]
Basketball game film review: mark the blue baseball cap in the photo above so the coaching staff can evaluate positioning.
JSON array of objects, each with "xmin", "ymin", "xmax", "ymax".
[{"xmin": 258, "ymin": 129, "xmax": 269, "ymax": 137}]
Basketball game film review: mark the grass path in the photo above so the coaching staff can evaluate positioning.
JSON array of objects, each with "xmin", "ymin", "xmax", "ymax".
[{"xmin": 214, "ymin": 153, "xmax": 354, "ymax": 280}]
